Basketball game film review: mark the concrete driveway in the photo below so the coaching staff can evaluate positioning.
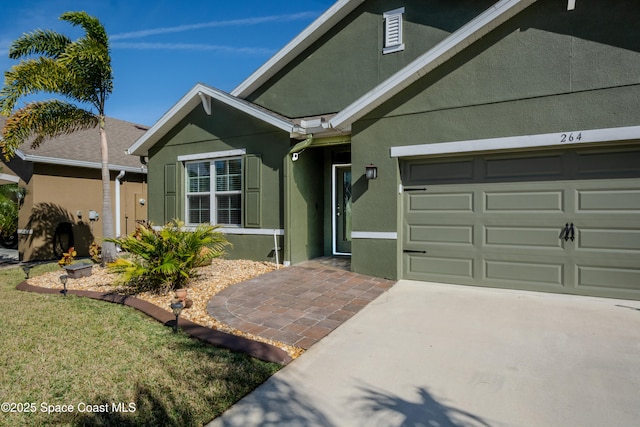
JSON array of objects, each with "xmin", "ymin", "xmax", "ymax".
[
  {"xmin": 209, "ymin": 280, "xmax": 640, "ymax": 427},
  {"xmin": 0, "ymin": 247, "xmax": 19, "ymax": 267}
]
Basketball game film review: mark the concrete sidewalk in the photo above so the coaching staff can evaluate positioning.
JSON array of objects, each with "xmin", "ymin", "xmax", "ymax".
[{"xmin": 208, "ymin": 280, "xmax": 640, "ymax": 427}]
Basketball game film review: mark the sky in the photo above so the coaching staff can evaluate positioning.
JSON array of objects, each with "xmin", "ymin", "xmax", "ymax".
[{"xmin": 0, "ymin": 0, "xmax": 335, "ymax": 126}]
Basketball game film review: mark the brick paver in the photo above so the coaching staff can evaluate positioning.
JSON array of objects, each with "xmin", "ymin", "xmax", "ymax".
[{"xmin": 207, "ymin": 258, "xmax": 395, "ymax": 349}]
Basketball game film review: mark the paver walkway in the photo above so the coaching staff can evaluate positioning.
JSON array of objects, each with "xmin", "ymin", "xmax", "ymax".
[{"xmin": 207, "ymin": 257, "xmax": 395, "ymax": 349}]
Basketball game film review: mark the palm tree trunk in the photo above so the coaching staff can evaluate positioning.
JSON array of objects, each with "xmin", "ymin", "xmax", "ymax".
[{"xmin": 99, "ymin": 117, "xmax": 116, "ymax": 264}]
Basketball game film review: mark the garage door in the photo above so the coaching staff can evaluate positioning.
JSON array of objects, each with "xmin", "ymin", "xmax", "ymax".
[{"xmin": 401, "ymin": 146, "xmax": 640, "ymax": 300}]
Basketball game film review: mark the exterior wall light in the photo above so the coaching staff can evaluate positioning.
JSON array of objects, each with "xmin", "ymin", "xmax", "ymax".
[{"xmin": 365, "ymin": 164, "xmax": 378, "ymax": 180}]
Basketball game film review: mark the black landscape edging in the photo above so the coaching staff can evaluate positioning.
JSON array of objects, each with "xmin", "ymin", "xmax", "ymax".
[{"xmin": 16, "ymin": 281, "xmax": 292, "ymax": 365}]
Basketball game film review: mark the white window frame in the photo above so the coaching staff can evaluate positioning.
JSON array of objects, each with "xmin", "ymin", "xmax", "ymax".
[
  {"xmin": 383, "ymin": 7, "xmax": 405, "ymax": 55},
  {"xmin": 185, "ymin": 156, "xmax": 243, "ymax": 227}
]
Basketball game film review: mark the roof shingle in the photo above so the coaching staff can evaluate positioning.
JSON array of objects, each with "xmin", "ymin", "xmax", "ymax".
[{"xmin": 0, "ymin": 116, "xmax": 148, "ymax": 170}]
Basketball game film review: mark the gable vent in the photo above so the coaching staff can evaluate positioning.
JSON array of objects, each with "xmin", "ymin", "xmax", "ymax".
[{"xmin": 383, "ymin": 7, "xmax": 405, "ymax": 54}]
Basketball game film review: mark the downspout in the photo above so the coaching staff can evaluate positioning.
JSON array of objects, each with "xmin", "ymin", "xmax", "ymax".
[{"xmin": 115, "ymin": 170, "xmax": 126, "ymax": 237}]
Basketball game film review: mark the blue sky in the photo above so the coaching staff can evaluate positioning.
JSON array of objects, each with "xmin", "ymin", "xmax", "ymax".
[{"xmin": 0, "ymin": 0, "xmax": 334, "ymax": 126}]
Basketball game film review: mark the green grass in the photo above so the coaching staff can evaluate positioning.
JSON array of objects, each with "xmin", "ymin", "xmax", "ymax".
[{"xmin": 0, "ymin": 264, "xmax": 280, "ymax": 426}]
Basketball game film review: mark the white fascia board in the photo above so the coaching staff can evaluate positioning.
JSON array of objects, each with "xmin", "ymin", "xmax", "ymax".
[
  {"xmin": 21, "ymin": 153, "xmax": 147, "ymax": 174},
  {"xmin": 0, "ymin": 173, "xmax": 19, "ymax": 183},
  {"xmin": 390, "ymin": 125, "xmax": 640, "ymax": 158},
  {"xmin": 201, "ymin": 86, "xmax": 294, "ymax": 133},
  {"xmin": 329, "ymin": 0, "xmax": 539, "ymax": 131},
  {"xmin": 232, "ymin": 0, "xmax": 365, "ymax": 98},
  {"xmin": 127, "ymin": 83, "xmax": 294, "ymax": 157}
]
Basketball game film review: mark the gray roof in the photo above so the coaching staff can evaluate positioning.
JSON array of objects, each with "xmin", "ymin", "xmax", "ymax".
[{"xmin": 0, "ymin": 115, "xmax": 148, "ymax": 172}]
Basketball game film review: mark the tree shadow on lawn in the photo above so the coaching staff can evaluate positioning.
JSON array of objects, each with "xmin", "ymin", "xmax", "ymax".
[
  {"xmin": 59, "ymin": 383, "xmax": 196, "ymax": 427},
  {"xmin": 56, "ymin": 340, "xmax": 280, "ymax": 426}
]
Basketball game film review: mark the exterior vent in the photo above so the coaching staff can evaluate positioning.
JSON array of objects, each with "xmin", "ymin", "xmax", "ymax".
[{"xmin": 383, "ymin": 7, "xmax": 405, "ymax": 54}]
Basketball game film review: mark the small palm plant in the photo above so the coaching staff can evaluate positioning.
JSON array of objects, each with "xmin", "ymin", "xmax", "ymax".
[{"xmin": 106, "ymin": 220, "xmax": 230, "ymax": 293}]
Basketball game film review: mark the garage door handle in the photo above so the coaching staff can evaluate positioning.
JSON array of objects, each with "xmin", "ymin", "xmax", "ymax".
[
  {"xmin": 569, "ymin": 223, "xmax": 575, "ymax": 241},
  {"xmin": 403, "ymin": 249, "xmax": 426, "ymax": 254},
  {"xmin": 559, "ymin": 223, "xmax": 575, "ymax": 242}
]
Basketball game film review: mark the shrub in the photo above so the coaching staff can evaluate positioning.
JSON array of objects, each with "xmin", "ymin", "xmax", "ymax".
[
  {"xmin": 89, "ymin": 241, "xmax": 101, "ymax": 263},
  {"xmin": 58, "ymin": 247, "xmax": 77, "ymax": 266},
  {"xmin": 107, "ymin": 219, "xmax": 230, "ymax": 292}
]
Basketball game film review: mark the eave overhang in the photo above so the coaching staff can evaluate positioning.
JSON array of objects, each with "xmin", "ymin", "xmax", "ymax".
[{"xmin": 14, "ymin": 149, "xmax": 147, "ymax": 173}]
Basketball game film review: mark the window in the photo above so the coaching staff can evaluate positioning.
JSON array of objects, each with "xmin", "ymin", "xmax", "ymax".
[
  {"xmin": 383, "ymin": 7, "xmax": 405, "ymax": 54},
  {"xmin": 186, "ymin": 158, "xmax": 242, "ymax": 225}
]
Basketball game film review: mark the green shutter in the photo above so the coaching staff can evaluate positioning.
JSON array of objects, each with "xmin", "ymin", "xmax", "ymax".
[
  {"xmin": 165, "ymin": 164, "xmax": 176, "ymax": 222},
  {"xmin": 243, "ymin": 154, "xmax": 261, "ymax": 228}
]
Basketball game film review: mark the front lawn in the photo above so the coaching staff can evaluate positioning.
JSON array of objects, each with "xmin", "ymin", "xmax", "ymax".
[{"xmin": 0, "ymin": 263, "xmax": 280, "ymax": 426}]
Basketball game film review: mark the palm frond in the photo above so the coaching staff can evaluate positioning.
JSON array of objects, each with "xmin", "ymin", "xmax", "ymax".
[
  {"xmin": 9, "ymin": 29, "xmax": 72, "ymax": 59},
  {"xmin": 106, "ymin": 220, "xmax": 231, "ymax": 291},
  {"xmin": 59, "ymin": 38, "xmax": 112, "ymax": 111},
  {"xmin": 0, "ymin": 58, "xmax": 72, "ymax": 115},
  {"xmin": 60, "ymin": 11, "xmax": 109, "ymax": 47},
  {"xmin": 1, "ymin": 100, "xmax": 98, "ymax": 159}
]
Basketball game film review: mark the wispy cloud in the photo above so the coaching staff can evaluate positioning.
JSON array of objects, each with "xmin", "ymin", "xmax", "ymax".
[
  {"xmin": 111, "ymin": 42, "xmax": 275, "ymax": 56},
  {"xmin": 111, "ymin": 11, "xmax": 318, "ymax": 41}
]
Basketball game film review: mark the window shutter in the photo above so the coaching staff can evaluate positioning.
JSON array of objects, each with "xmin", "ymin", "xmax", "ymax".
[
  {"xmin": 243, "ymin": 154, "xmax": 262, "ymax": 228},
  {"xmin": 164, "ymin": 164, "xmax": 176, "ymax": 222}
]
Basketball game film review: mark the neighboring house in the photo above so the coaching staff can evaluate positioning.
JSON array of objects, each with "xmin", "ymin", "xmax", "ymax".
[
  {"xmin": 1, "ymin": 116, "xmax": 148, "ymax": 261},
  {"xmin": 128, "ymin": 0, "xmax": 640, "ymax": 300}
]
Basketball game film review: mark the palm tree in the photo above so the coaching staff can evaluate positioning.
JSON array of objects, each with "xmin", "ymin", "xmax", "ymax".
[{"xmin": 0, "ymin": 11, "xmax": 117, "ymax": 263}]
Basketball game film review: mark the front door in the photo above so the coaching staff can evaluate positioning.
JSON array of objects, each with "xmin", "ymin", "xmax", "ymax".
[{"xmin": 334, "ymin": 164, "xmax": 352, "ymax": 254}]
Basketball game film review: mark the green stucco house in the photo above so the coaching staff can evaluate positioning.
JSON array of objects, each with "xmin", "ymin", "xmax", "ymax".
[{"xmin": 128, "ymin": 0, "xmax": 640, "ymax": 300}]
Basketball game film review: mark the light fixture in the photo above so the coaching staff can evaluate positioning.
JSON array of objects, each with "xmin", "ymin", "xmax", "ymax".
[
  {"xmin": 170, "ymin": 300, "xmax": 185, "ymax": 333},
  {"xmin": 22, "ymin": 265, "xmax": 31, "ymax": 279},
  {"xmin": 365, "ymin": 164, "xmax": 378, "ymax": 180},
  {"xmin": 59, "ymin": 275, "xmax": 68, "ymax": 297}
]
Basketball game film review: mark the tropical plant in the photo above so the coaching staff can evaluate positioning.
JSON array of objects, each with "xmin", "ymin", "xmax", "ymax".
[
  {"xmin": 57, "ymin": 246, "xmax": 77, "ymax": 266},
  {"xmin": 0, "ymin": 183, "xmax": 24, "ymax": 248},
  {"xmin": 0, "ymin": 11, "xmax": 117, "ymax": 263},
  {"xmin": 107, "ymin": 220, "xmax": 230, "ymax": 292},
  {"xmin": 89, "ymin": 241, "xmax": 101, "ymax": 263}
]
